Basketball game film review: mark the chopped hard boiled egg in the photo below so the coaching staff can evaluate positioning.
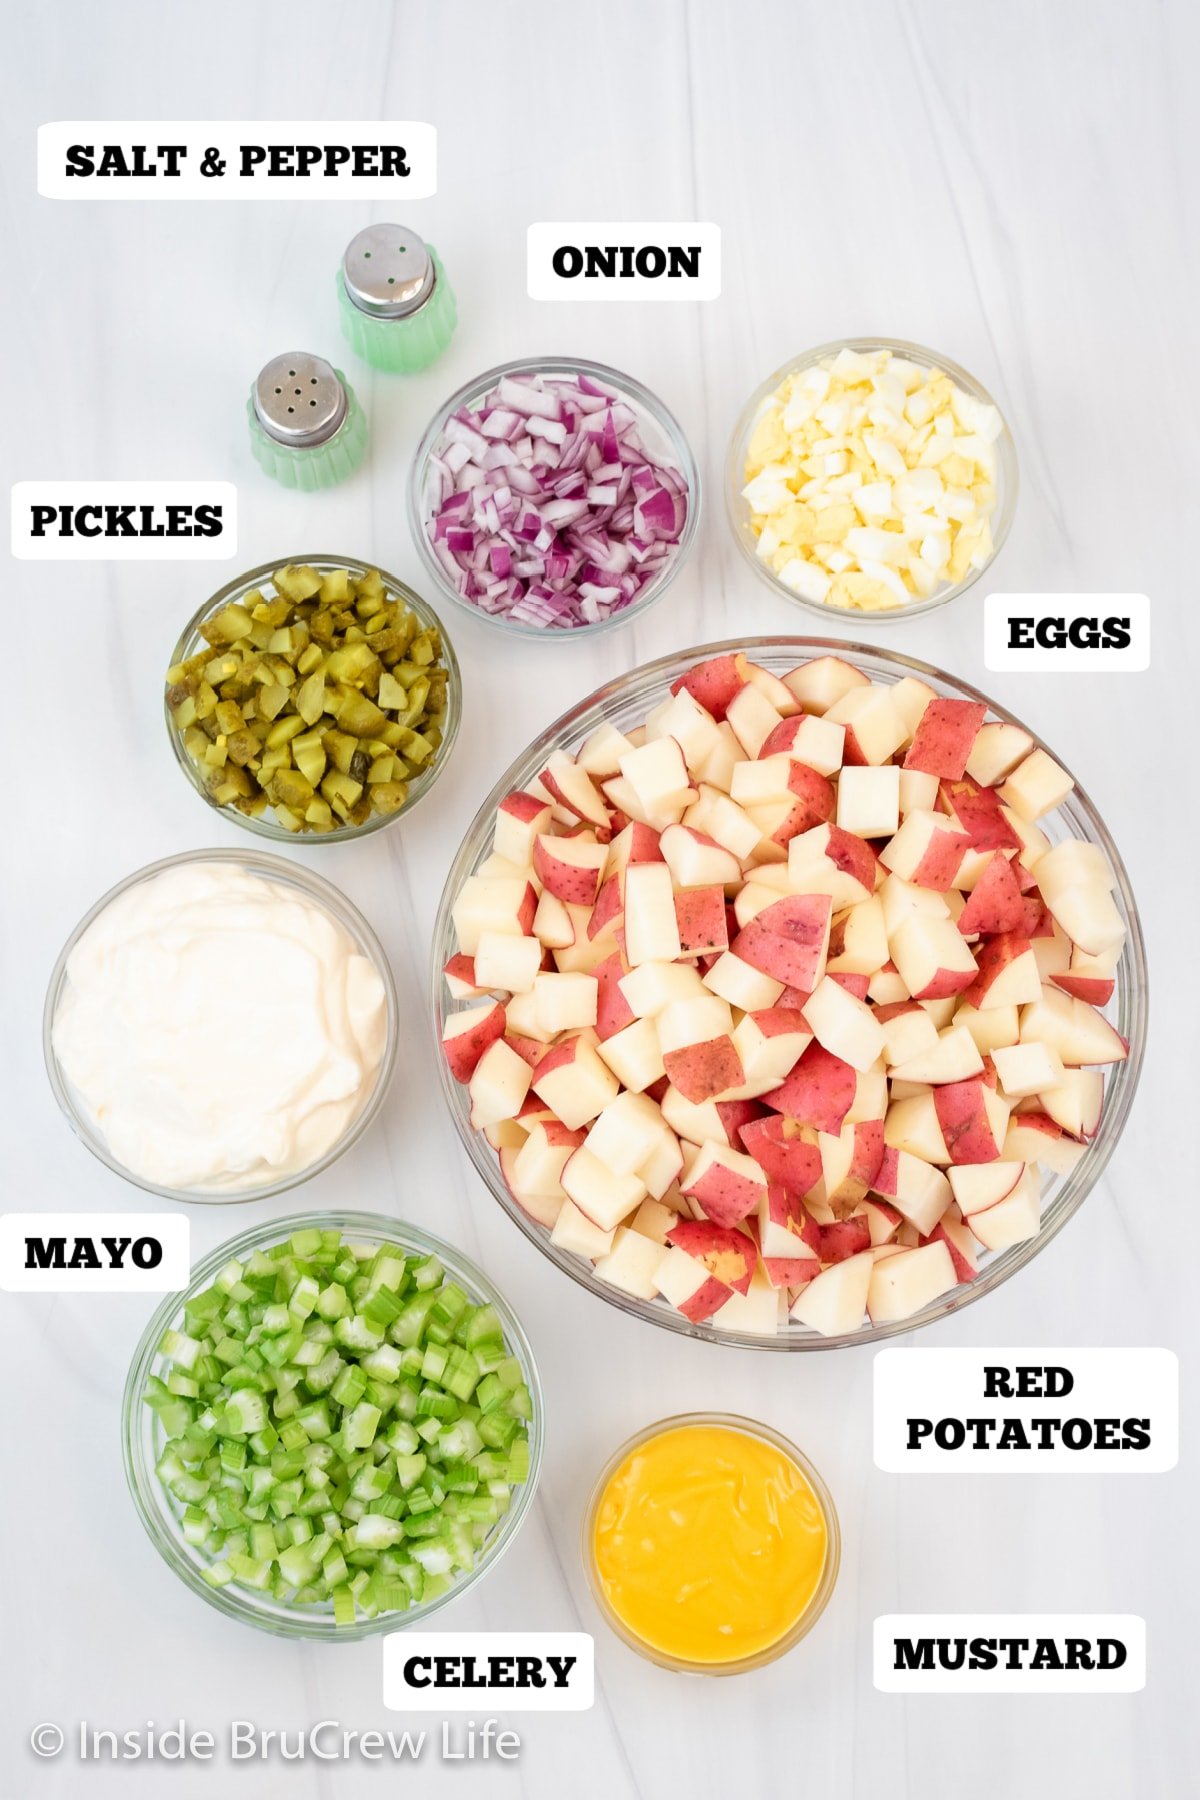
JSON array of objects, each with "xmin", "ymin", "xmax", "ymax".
[{"xmin": 742, "ymin": 347, "xmax": 1003, "ymax": 610}]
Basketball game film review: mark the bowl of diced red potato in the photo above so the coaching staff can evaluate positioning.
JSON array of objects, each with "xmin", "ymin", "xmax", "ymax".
[{"xmin": 432, "ymin": 641, "xmax": 1145, "ymax": 1349}]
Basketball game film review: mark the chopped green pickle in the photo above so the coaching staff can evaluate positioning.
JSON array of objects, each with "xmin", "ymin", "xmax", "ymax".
[
  {"xmin": 145, "ymin": 1231, "xmax": 531, "ymax": 1625},
  {"xmin": 168, "ymin": 566, "xmax": 450, "ymax": 833}
]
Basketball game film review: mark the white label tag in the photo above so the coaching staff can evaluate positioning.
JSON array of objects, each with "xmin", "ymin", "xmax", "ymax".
[
  {"xmin": 984, "ymin": 593, "xmax": 1149, "ymax": 670},
  {"xmin": 528, "ymin": 222, "xmax": 721, "ymax": 300},
  {"xmin": 383, "ymin": 1633, "xmax": 594, "ymax": 1713},
  {"xmin": 11, "ymin": 481, "xmax": 237, "ymax": 560},
  {"xmin": 873, "ymin": 1347, "xmax": 1178, "ymax": 1473},
  {"xmin": 0, "ymin": 1214, "xmax": 190, "ymax": 1292},
  {"xmin": 875, "ymin": 1615, "xmax": 1146, "ymax": 1693},
  {"xmin": 38, "ymin": 122, "xmax": 435, "ymax": 198}
]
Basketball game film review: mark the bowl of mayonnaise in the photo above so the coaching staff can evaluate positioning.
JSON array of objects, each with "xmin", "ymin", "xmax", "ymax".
[{"xmin": 44, "ymin": 849, "xmax": 397, "ymax": 1203}]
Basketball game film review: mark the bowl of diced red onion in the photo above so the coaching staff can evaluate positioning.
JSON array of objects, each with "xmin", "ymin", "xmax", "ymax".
[{"xmin": 407, "ymin": 357, "xmax": 700, "ymax": 637}]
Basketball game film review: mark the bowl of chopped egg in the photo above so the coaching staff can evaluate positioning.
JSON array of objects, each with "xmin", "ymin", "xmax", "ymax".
[{"xmin": 725, "ymin": 338, "xmax": 1018, "ymax": 622}]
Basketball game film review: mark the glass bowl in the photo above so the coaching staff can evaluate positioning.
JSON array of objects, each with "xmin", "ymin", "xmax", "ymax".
[
  {"xmin": 725, "ymin": 337, "xmax": 1019, "ymax": 623},
  {"xmin": 165, "ymin": 554, "xmax": 461, "ymax": 843},
  {"xmin": 582, "ymin": 1412, "xmax": 839, "ymax": 1675},
  {"xmin": 44, "ymin": 848, "xmax": 398, "ymax": 1205},
  {"xmin": 407, "ymin": 355, "xmax": 700, "ymax": 640},
  {"xmin": 431, "ymin": 638, "xmax": 1146, "ymax": 1351},
  {"xmin": 123, "ymin": 1210, "xmax": 544, "ymax": 1641}
]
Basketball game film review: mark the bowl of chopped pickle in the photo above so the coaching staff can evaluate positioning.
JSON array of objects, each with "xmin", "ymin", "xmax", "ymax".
[{"xmin": 165, "ymin": 557, "xmax": 461, "ymax": 840}]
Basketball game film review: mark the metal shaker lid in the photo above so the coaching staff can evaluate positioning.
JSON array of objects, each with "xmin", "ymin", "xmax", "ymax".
[
  {"xmin": 252, "ymin": 353, "xmax": 348, "ymax": 448},
  {"xmin": 341, "ymin": 224, "xmax": 435, "ymax": 320}
]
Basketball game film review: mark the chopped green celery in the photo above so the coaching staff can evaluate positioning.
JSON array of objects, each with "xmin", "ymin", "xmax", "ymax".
[
  {"xmin": 368, "ymin": 1251, "xmax": 407, "ymax": 1294},
  {"xmin": 392, "ymin": 1290, "xmax": 438, "ymax": 1347},
  {"xmin": 417, "ymin": 1385, "xmax": 459, "ymax": 1421},
  {"xmin": 429, "ymin": 1282, "xmax": 469, "ymax": 1331},
  {"xmin": 354, "ymin": 1514, "xmax": 406, "ymax": 1550},
  {"xmin": 146, "ymin": 1227, "xmax": 533, "ymax": 1627},
  {"xmin": 343, "ymin": 1402, "xmax": 382, "ymax": 1451},
  {"xmin": 316, "ymin": 1282, "xmax": 351, "ymax": 1321},
  {"xmin": 362, "ymin": 1344, "xmax": 404, "ymax": 1383}
]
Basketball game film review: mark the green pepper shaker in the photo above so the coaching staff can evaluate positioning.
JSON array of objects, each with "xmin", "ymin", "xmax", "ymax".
[
  {"xmin": 336, "ymin": 224, "xmax": 457, "ymax": 372},
  {"xmin": 246, "ymin": 352, "xmax": 368, "ymax": 490}
]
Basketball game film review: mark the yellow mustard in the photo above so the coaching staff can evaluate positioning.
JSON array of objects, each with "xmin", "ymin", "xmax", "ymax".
[{"xmin": 591, "ymin": 1422, "xmax": 828, "ymax": 1666}]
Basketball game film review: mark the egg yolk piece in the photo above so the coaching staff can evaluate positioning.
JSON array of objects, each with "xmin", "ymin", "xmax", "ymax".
[{"xmin": 592, "ymin": 1424, "xmax": 828, "ymax": 1665}]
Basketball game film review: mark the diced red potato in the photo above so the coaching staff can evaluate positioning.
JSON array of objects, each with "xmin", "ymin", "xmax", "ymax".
[
  {"xmin": 441, "ymin": 1001, "xmax": 506, "ymax": 1082},
  {"xmin": 442, "ymin": 652, "xmax": 1130, "ymax": 1336}
]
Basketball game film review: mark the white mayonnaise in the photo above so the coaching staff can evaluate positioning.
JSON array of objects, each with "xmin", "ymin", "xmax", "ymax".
[{"xmin": 53, "ymin": 861, "xmax": 389, "ymax": 1192}]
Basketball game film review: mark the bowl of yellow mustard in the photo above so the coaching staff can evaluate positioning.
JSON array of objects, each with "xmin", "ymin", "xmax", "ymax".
[{"xmin": 582, "ymin": 1413, "xmax": 840, "ymax": 1674}]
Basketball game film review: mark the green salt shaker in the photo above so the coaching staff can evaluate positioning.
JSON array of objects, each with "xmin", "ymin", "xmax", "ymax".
[
  {"xmin": 336, "ymin": 223, "xmax": 456, "ymax": 372},
  {"xmin": 247, "ymin": 352, "xmax": 367, "ymax": 491}
]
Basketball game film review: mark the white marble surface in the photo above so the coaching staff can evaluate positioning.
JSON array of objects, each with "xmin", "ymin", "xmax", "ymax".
[{"xmin": 1, "ymin": 2, "xmax": 1196, "ymax": 1795}]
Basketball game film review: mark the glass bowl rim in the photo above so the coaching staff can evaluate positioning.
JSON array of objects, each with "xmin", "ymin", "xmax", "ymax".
[
  {"xmin": 44, "ymin": 846, "xmax": 399, "ymax": 1205},
  {"xmin": 121, "ymin": 1207, "xmax": 545, "ymax": 1641},
  {"xmin": 724, "ymin": 335, "xmax": 1019, "ymax": 624},
  {"xmin": 165, "ymin": 552, "xmax": 462, "ymax": 844},
  {"xmin": 430, "ymin": 633, "xmax": 1147, "ymax": 1351},
  {"xmin": 406, "ymin": 352, "xmax": 702, "ymax": 641},
  {"xmin": 581, "ymin": 1410, "xmax": 841, "ymax": 1675}
]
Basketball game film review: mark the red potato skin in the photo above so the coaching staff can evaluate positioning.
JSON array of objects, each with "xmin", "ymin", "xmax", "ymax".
[
  {"xmin": 784, "ymin": 762, "xmax": 836, "ymax": 832},
  {"xmin": 507, "ymin": 1034, "xmax": 550, "ymax": 1071},
  {"xmin": 626, "ymin": 822, "xmax": 664, "ymax": 863},
  {"xmin": 910, "ymin": 821, "xmax": 973, "ymax": 891},
  {"xmin": 441, "ymin": 1002, "xmax": 506, "ymax": 1082},
  {"xmin": 444, "ymin": 952, "xmax": 481, "ymax": 994},
  {"xmin": 866, "ymin": 1197, "xmax": 903, "ymax": 1237},
  {"xmin": 740, "ymin": 1118, "xmax": 823, "ymax": 1196},
  {"xmin": 872, "ymin": 999, "xmax": 922, "ymax": 1024},
  {"xmin": 674, "ymin": 886, "xmax": 729, "ymax": 956},
  {"xmin": 869, "ymin": 1146, "xmax": 904, "ymax": 1199},
  {"xmin": 845, "ymin": 1118, "xmax": 886, "ymax": 1194},
  {"xmin": 588, "ymin": 873, "xmax": 624, "ymax": 941},
  {"xmin": 957, "ymin": 851, "xmax": 1025, "ymax": 936},
  {"xmin": 1052, "ymin": 972, "xmax": 1116, "ymax": 1007},
  {"xmin": 665, "ymin": 1220, "xmax": 756, "ymax": 1293},
  {"xmin": 662, "ymin": 1035, "xmax": 746, "ymax": 1106},
  {"xmin": 757, "ymin": 717, "xmax": 804, "ymax": 760},
  {"xmin": 926, "ymin": 1220, "xmax": 977, "ymax": 1282},
  {"xmin": 1019, "ymin": 900, "xmax": 1055, "ymax": 938},
  {"xmin": 1013, "ymin": 862, "xmax": 1039, "ymax": 894},
  {"xmin": 934, "ymin": 1078, "xmax": 1001, "ymax": 1164},
  {"xmin": 539, "ymin": 760, "xmax": 611, "ymax": 829},
  {"xmin": 761, "ymin": 1042, "xmax": 857, "ymax": 1134},
  {"xmin": 1009, "ymin": 1110, "xmax": 1077, "ymax": 1146},
  {"xmin": 715, "ymin": 1097, "xmax": 767, "ymax": 1148},
  {"xmin": 533, "ymin": 835, "xmax": 605, "ymax": 906},
  {"xmin": 593, "ymin": 951, "xmax": 635, "ymax": 1040},
  {"xmin": 961, "ymin": 932, "xmax": 1031, "ymax": 1008},
  {"xmin": 829, "ymin": 972, "xmax": 870, "ymax": 1001},
  {"xmin": 939, "ymin": 776, "xmax": 1022, "ymax": 851},
  {"xmin": 677, "ymin": 1274, "xmax": 736, "ymax": 1322},
  {"xmin": 732, "ymin": 893, "xmax": 833, "ymax": 991},
  {"xmin": 670, "ymin": 654, "xmax": 746, "ymax": 721},
  {"xmin": 839, "ymin": 723, "xmax": 869, "ymax": 767},
  {"xmin": 911, "ymin": 959, "xmax": 979, "ymax": 1001},
  {"xmin": 763, "ymin": 1254, "xmax": 820, "ymax": 1289},
  {"xmin": 904, "ymin": 699, "xmax": 988, "ymax": 779},
  {"xmin": 500, "ymin": 789, "xmax": 552, "ymax": 825},
  {"xmin": 517, "ymin": 882, "xmax": 537, "ymax": 935},
  {"xmin": 748, "ymin": 1005, "xmax": 812, "ymax": 1045},
  {"xmin": 817, "ymin": 1216, "xmax": 872, "ymax": 1262},
  {"xmin": 823, "ymin": 823, "xmax": 878, "ymax": 892}
]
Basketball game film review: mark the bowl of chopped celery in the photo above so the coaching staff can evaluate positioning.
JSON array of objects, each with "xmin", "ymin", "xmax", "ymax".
[
  {"xmin": 123, "ymin": 1213, "xmax": 542, "ymax": 1639},
  {"xmin": 165, "ymin": 556, "xmax": 461, "ymax": 841}
]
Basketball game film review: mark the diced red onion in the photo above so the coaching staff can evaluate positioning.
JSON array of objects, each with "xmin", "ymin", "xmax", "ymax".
[{"xmin": 421, "ymin": 369, "xmax": 688, "ymax": 629}]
